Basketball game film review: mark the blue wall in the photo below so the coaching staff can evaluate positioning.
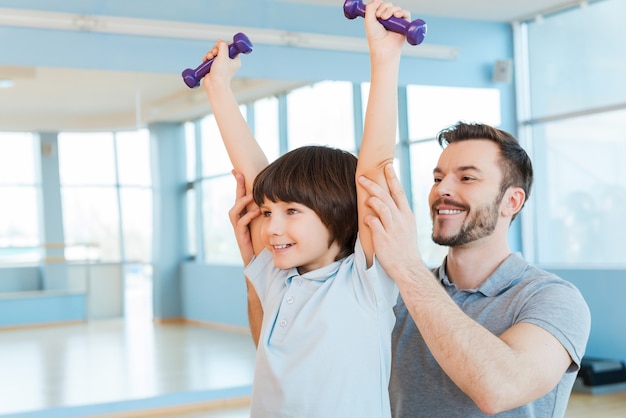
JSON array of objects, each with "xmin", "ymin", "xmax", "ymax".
[
  {"xmin": 0, "ymin": 291, "xmax": 85, "ymax": 328},
  {"xmin": 552, "ymin": 269, "xmax": 626, "ymax": 364},
  {"xmin": 181, "ymin": 263, "xmax": 249, "ymax": 328},
  {"xmin": 0, "ymin": 266, "xmax": 40, "ymax": 292}
]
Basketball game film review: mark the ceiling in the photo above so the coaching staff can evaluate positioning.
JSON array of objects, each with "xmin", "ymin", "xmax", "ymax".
[
  {"xmin": 290, "ymin": 0, "xmax": 579, "ymax": 21},
  {"xmin": 0, "ymin": 0, "xmax": 578, "ymax": 132},
  {"xmin": 0, "ymin": 65, "xmax": 305, "ymax": 132}
]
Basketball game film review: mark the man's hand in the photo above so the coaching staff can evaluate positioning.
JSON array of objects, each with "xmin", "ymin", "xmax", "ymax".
[
  {"xmin": 229, "ymin": 170, "xmax": 264, "ymax": 346},
  {"xmin": 228, "ymin": 170, "xmax": 260, "ymax": 266},
  {"xmin": 359, "ymin": 164, "xmax": 422, "ymax": 278}
]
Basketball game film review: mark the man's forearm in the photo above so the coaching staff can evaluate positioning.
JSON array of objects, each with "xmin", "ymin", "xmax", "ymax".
[{"xmin": 395, "ymin": 265, "xmax": 566, "ymax": 414}]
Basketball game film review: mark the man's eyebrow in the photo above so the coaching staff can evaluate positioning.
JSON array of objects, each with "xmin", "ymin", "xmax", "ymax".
[
  {"xmin": 457, "ymin": 165, "xmax": 482, "ymax": 173},
  {"xmin": 432, "ymin": 165, "xmax": 482, "ymax": 175}
]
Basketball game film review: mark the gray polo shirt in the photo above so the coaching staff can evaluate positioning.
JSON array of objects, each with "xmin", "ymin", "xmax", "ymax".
[{"xmin": 390, "ymin": 252, "xmax": 591, "ymax": 418}]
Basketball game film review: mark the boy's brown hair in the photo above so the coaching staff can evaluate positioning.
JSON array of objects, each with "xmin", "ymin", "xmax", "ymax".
[{"xmin": 253, "ymin": 145, "xmax": 357, "ymax": 260}]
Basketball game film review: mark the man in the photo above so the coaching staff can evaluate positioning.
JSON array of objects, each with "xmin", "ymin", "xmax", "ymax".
[{"xmin": 358, "ymin": 121, "xmax": 591, "ymax": 417}]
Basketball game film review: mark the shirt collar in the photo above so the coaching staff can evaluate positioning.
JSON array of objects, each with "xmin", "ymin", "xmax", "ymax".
[
  {"xmin": 286, "ymin": 259, "xmax": 343, "ymax": 284},
  {"xmin": 438, "ymin": 252, "xmax": 528, "ymax": 296}
]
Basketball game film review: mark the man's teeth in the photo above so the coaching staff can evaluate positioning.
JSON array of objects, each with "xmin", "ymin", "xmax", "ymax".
[{"xmin": 438, "ymin": 209, "xmax": 463, "ymax": 215}]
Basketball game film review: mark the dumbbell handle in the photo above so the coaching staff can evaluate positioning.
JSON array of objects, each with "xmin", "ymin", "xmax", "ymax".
[
  {"xmin": 181, "ymin": 32, "xmax": 253, "ymax": 89},
  {"xmin": 343, "ymin": 0, "xmax": 426, "ymax": 46}
]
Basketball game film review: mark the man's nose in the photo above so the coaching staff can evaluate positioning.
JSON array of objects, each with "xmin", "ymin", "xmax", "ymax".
[{"xmin": 434, "ymin": 175, "xmax": 455, "ymax": 197}]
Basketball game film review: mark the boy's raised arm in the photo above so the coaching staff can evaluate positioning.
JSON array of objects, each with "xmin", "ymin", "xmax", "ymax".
[
  {"xmin": 357, "ymin": 0, "xmax": 407, "ymax": 267},
  {"xmin": 202, "ymin": 40, "xmax": 267, "ymax": 256}
]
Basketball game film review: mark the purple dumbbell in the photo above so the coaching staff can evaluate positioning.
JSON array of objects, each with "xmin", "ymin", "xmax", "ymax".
[
  {"xmin": 343, "ymin": 0, "xmax": 427, "ymax": 46},
  {"xmin": 182, "ymin": 32, "xmax": 253, "ymax": 89}
]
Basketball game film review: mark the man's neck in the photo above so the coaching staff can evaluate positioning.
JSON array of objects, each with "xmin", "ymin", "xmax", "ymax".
[{"xmin": 445, "ymin": 237, "xmax": 511, "ymax": 290}]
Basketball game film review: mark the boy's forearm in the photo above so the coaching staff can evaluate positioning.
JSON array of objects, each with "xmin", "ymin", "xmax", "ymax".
[
  {"xmin": 357, "ymin": 48, "xmax": 402, "ymax": 263},
  {"xmin": 205, "ymin": 76, "xmax": 267, "ymax": 257},
  {"xmin": 360, "ymin": 54, "xmax": 401, "ymax": 172},
  {"xmin": 204, "ymin": 80, "xmax": 268, "ymax": 192}
]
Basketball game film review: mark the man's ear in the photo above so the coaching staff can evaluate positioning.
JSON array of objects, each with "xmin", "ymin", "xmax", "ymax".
[{"xmin": 501, "ymin": 187, "xmax": 525, "ymax": 218}]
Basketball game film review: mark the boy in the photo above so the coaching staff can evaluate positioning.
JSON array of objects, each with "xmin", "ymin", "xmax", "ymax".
[{"xmin": 203, "ymin": 1, "xmax": 408, "ymax": 415}]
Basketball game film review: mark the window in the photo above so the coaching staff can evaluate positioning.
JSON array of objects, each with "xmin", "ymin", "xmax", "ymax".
[
  {"xmin": 194, "ymin": 99, "xmax": 288, "ymax": 263},
  {"xmin": 407, "ymin": 85, "xmax": 501, "ymax": 140},
  {"xmin": 201, "ymin": 114, "xmax": 236, "ymax": 178},
  {"xmin": 116, "ymin": 131, "xmax": 153, "ymax": 263},
  {"xmin": 527, "ymin": 0, "xmax": 626, "ymax": 119},
  {"xmin": 198, "ymin": 112, "xmax": 244, "ymax": 263},
  {"xmin": 58, "ymin": 130, "xmax": 152, "ymax": 263},
  {"xmin": 0, "ymin": 132, "xmax": 40, "ymax": 264},
  {"xmin": 254, "ymin": 96, "xmax": 280, "ymax": 162},
  {"xmin": 59, "ymin": 132, "xmax": 117, "ymax": 185},
  {"xmin": 532, "ymin": 110, "xmax": 626, "ymax": 265},
  {"xmin": 201, "ymin": 176, "xmax": 240, "ymax": 264},
  {"xmin": 287, "ymin": 81, "xmax": 356, "ymax": 151},
  {"xmin": 520, "ymin": 0, "xmax": 626, "ymax": 266}
]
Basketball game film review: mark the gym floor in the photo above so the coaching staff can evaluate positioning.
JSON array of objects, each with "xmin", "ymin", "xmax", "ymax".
[
  {"xmin": 1, "ymin": 316, "xmax": 624, "ymax": 417},
  {"xmin": 0, "ymin": 318, "xmax": 255, "ymax": 417}
]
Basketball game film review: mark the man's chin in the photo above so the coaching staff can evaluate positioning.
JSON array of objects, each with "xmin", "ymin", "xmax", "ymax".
[
  {"xmin": 432, "ymin": 228, "xmax": 455, "ymax": 245},
  {"xmin": 432, "ymin": 232, "xmax": 465, "ymax": 247}
]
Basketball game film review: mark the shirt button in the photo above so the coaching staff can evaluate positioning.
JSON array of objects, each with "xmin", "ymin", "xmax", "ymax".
[
  {"xmin": 286, "ymin": 296, "xmax": 294, "ymax": 304},
  {"xmin": 279, "ymin": 319, "xmax": 288, "ymax": 327}
]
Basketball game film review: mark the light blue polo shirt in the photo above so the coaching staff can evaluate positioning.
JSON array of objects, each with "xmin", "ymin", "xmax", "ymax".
[{"xmin": 245, "ymin": 237, "xmax": 398, "ymax": 418}]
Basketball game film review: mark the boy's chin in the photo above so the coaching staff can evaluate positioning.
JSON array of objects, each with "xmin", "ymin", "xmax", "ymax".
[{"xmin": 272, "ymin": 259, "xmax": 295, "ymax": 270}]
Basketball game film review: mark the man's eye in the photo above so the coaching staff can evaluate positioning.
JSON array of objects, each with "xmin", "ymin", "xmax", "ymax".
[
  {"xmin": 433, "ymin": 177, "xmax": 442, "ymax": 183},
  {"xmin": 461, "ymin": 176, "xmax": 474, "ymax": 181}
]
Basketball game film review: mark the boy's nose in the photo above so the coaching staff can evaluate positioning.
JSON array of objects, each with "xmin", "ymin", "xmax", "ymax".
[{"xmin": 266, "ymin": 216, "xmax": 284, "ymax": 235}]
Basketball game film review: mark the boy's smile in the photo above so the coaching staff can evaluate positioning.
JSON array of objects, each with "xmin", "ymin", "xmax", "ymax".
[{"xmin": 260, "ymin": 200, "xmax": 341, "ymax": 274}]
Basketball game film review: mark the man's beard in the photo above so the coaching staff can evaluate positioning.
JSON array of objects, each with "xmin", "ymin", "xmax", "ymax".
[{"xmin": 431, "ymin": 194, "xmax": 502, "ymax": 247}]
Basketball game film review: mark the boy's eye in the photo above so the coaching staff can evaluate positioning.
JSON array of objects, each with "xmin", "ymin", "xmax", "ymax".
[
  {"xmin": 287, "ymin": 208, "xmax": 299, "ymax": 215},
  {"xmin": 262, "ymin": 211, "xmax": 271, "ymax": 217}
]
